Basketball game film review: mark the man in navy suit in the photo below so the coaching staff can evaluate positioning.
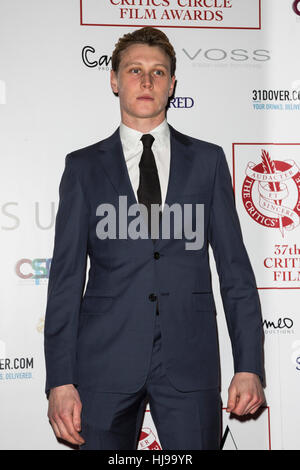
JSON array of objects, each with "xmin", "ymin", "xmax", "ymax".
[{"xmin": 44, "ymin": 26, "xmax": 265, "ymax": 450}]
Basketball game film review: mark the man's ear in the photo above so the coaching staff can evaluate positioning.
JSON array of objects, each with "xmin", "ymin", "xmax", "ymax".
[{"xmin": 110, "ymin": 69, "xmax": 119, "ymax": 94}]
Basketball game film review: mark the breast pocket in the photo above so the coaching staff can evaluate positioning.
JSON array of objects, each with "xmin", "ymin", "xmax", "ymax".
[
  {"xmin": 80, "ymin": 293, "xmax": 114, "ymax": 315},
  {"xmin": 192, "ymin": 291, "xmax": 215, "ymax": 312}
]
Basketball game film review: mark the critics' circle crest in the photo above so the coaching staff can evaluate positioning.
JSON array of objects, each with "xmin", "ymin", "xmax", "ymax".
[{"xmin": 242, "ymin": 149, "xmax": 300, "ymax": 237}]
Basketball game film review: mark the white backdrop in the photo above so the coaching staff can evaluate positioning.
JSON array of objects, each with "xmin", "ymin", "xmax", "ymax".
[{"xmin": 1, "ymin": 0, "xmax": 300, "ymax": 450}]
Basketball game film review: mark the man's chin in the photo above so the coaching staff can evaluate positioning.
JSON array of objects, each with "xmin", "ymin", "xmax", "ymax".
[{"xmin": 128, "ymin": 109, "xmax": 164, "ymax": 120}]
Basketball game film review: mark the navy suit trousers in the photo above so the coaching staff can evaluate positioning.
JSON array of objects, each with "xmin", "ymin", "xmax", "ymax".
[{"xmin": 78, "ymin": 306, "xmax": 222, "ymax": 450}]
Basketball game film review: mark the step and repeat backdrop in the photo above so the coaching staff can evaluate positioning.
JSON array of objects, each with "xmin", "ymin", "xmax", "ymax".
[{"xmin": 1, "ymin": 0, "xmax": 300, "ymax": 450}]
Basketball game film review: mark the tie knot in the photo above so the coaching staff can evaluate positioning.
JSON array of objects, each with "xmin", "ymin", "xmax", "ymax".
[{"xmin": 141, "ymin": 134, "xmax": 155, "ymax": 149}]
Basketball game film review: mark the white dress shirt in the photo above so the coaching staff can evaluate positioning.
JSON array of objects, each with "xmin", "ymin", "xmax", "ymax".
[{"xmin": 119, "ymin": 118, "xmax": 170, "ymax": 211}]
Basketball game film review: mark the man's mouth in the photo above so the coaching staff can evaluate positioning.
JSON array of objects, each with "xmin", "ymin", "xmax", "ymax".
[{"xmin": 137, "ymin": 96, "xmax": 154, "ymax": 101}]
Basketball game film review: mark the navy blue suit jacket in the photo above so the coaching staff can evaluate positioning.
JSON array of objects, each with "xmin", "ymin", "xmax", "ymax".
[{"xmin": 44, "ymin": 124, "xmax": 264, "ymax": 395}]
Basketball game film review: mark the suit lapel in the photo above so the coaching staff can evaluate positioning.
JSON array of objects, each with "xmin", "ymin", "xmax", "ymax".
[
  {"xmin": 97, "ymin": 127, "xmax": 138, "ymax": 209},
  {"xmin": 155, "ymin": 124, "xmax": 193, "ymax": 249},
  {"xmin": 163, "ymin": 124, "xmax": 193, "ymax": 212}
]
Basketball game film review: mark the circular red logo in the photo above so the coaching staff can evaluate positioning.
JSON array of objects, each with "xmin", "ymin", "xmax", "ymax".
[
  {"xmin": 138, "ymin": 427, "xmax": 161, "ymax": 450},
  {"xmin": 242, "ymin": 151, "xmax": 300, "ymax": 235},
  {"xmin": 293, "ymin": 0, "xmax": 300, "ymax": 16}
]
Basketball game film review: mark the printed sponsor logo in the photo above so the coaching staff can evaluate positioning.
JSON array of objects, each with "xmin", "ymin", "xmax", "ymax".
[
  {"xmin": 253, "ymin": 86, "xmax": 300, "ymax": 112},
  {"xmin": 183, "ymin": 47, "xmax": 270, "ymax": 70},
  {"xmin": 183, "ymin": 47, "xmax": 270, "ymax": 63},
  {"xmin": 82, "ymin": 46, "xmax": 112, "ymax": 71},
  {"xmin": 15, "ymin": 258, "xmax": 51, "ymax": 285},
  {"xmin": 0, "ymin": 356, "xmax": 34, "ymax": 381},
  {"xmin": 263, "ymin": 317, "xmax": 294, "ymax": 335},
  {"xmin": 169, "ymin": 96, "xmax": 194, "ymax": 108}
]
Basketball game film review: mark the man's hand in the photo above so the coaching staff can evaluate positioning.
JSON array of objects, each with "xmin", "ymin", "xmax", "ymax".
[
  {"xmin": 226, "ymin": 372, "xmax": 265, "ymax": 416},
  {"xmin": 47, "ymin": 384, "xmax": 85, "ymax": 446}
]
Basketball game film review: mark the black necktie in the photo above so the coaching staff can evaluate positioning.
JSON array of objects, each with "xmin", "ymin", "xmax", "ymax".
[{"xmin": 137, "ymin": 134, "xmax": 162, "ymax": 240}]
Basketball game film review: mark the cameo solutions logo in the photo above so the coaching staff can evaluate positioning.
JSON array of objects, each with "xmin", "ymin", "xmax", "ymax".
[
  {"xmin": 82, "ymin": 46, "xmax": 112, "ymax": 71},
  {"xmin": 242, "ymin": 150, "xmax": 300, "ymax": 237},
  {"xmin": 263, "ymin": 317, "xmax": 294, "ymax": 335},
  {"xmin": 95, "ymin": 196, "xmax": 204, "ymax": 250}
]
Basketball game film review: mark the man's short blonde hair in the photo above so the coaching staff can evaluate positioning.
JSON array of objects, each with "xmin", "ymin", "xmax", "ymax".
[{"xmin": 112, "ymin": 26, "xmax": 176, "ymax": 77}]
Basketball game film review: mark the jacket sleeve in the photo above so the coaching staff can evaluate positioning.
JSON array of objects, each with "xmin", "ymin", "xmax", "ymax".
[
  {"xmin": 44, "ymin": 154, "xmax": 89, "ymax": 395},
  {"xmin": 208, "ymin": 146, "xmax": 265, "ymax": 383}
]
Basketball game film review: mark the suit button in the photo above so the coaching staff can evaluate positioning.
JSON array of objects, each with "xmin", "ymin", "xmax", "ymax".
[
  {"xmin": 154, "ymin": 252, "xmax": 160, "ymax": 259},
  {"xmin": 149, "ymin": 293, "xmax": 157, "ymax": 302}
]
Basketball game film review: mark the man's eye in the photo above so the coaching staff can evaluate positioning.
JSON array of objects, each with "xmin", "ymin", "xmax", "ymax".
[
  {"xmin": 131, "ymin": 68, "xmax": 140, "ymax": 74},
  {"xmin": 154, "ymin": 70, "xmax": 164, "ymax": 76}
]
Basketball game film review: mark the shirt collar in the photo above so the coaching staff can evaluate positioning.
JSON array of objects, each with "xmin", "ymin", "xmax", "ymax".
[{"xmin": 119, "ymin": 118, "xmax": 170, "ymax": 154}]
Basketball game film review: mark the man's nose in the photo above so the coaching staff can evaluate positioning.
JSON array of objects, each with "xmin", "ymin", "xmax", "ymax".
[{"xmin": 141, "ymin": 72, "xmax": 153, "ymax": 88}]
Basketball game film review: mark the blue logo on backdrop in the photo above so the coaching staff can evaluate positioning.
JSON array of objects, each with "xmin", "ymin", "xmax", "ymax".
[{"xmin": 169, "ymin": 97, "xmax": 194, "ymax": 109}]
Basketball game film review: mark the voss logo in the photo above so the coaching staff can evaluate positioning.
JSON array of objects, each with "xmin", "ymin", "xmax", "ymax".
[{"xmin": 182, "ymin": 47, "xmax": 270, "ymax": 62}]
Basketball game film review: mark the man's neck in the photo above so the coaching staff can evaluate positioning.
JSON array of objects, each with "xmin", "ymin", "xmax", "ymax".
[{"xmin": 120, "ymin": 114, "xmax": 166, "ymax": 133}]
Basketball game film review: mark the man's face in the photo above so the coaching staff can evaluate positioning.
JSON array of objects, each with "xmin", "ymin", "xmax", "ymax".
[{"xmin": 110, "ymin": 43, "xmax": 176, "ymax": 124}]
